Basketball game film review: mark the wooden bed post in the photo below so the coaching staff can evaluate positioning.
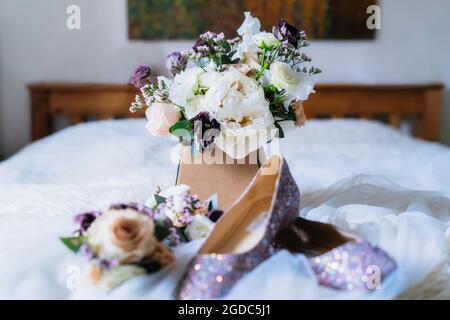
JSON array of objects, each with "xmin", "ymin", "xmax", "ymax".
[
  {"xmin": 418, "ymin": 88, "xmax": 442, "ymax": 141},
  {"xmin": 29, "ymin": 86, "xmax": 51, "ymax": 141}
]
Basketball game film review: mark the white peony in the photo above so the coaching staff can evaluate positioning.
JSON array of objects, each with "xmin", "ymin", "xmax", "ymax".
[
  {"xmin": 202, "ymin": 69, "xmax": 275, "ymax": 159},
  {"xmin": 169, "ymin": 67, "xmax": 204, "ymax": 109},
  {"xmin": 169, "ymin": 68, "xmax": 223, "ymax": 119},
  {"xmin": 237, "ymin": 12, "xmax": 261, "ymax": 56},
  {"xmin": 252, "ymin": 32, "xmax": 279, "ymax": 50},
  {"xmin": 269, "ymin": 62, "xmax": 315, "ymax": 101},
  {"xmin": 87, "ymin": 208, "xmax": 157, "ymax": 264},
  {"xmin": 185, "ymin": 215, "xmax": 215, "ymax": 240}
]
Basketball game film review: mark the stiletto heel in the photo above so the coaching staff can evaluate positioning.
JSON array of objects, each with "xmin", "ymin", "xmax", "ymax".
[
  {"xmin": 176, "ymin": 155, "xmax": 299, "ymax": 299},
  {"xmin": 276, "ymin": 218, "xmax": 397, "ymax": 291}
]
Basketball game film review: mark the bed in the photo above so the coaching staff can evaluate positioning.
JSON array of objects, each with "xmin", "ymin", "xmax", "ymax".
[{"xmin": 0, "ymin": 83, "xmax": 448, "ymax": 299}]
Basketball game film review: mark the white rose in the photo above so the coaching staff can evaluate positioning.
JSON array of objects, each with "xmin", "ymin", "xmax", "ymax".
[
  {"xmin": 185, "ymin": 215, "xmax": 215, "ymax": 240},
  {"xmin": 145, "ymin": 184, "xmax": 190, "ymax": 208},
  {"xmin": 87, "ymin": 208, "xmax": 157, "ymax": 264},
  {"xmin": 269, "ymin": 62, "xmax": 315, "ymax": 101},
  {"xmin": 203, "ymin": 69, "xmax": 275, "ymax": 159},
  {"xmin": 252, "ymin": 32, "xmax": 279, "ymax": 49}
]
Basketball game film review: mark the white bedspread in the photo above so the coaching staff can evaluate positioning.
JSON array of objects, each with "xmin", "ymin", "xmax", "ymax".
[{"xmin": 0, "ymin": 119, "xmax": 449, "ymax": 299}]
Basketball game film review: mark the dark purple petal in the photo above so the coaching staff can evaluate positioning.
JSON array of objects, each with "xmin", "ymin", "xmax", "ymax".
[
  {"xmin": 208, "ymin": 210, "xmax": 224, "ymax": 223},
  {"xmin": 129, "ymin": 65, "xmax": 156, "ymax": 88},
  {"xmin": 190, "ymin": 112, "xmax": 221, "ymax": 152},
  {"xmin": 74, "ymin": 211, "xmax": 102, "ymax": 233},
  {"xmin": 273, "ymin": 19, "xmax": 301, "ymax": 46},
  {"xmin": 166, "ymin": 51, "xmax": 188, "ymax": 76}
]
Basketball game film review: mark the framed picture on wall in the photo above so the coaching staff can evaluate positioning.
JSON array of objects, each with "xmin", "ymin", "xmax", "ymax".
[{"xmin": 128, "ymin": 0, "xmax": 377, "ymax": 40}]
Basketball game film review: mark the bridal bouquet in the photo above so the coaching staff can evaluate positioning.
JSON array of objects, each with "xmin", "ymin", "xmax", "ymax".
[
  {"xmin": 60, "ymin": 187, "xmax": 221, "ymax": 289},
  {"xmin": 129, "ymin": 12, "xmax": 320, "ymax": 159}
]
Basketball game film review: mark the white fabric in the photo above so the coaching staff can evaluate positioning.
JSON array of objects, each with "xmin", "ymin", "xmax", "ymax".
[{"xmin": 0, "ymin": 119, "xmax": 448, "ymax": 299}]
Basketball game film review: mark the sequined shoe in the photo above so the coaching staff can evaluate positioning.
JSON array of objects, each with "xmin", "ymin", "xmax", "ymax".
[
  {"xmin": 176, "ymin": 155, "xmax": 299, "ymax": 299},
  {"xmin": 276, "ymin": 218, "xmax": 397, "ymax": 291}
]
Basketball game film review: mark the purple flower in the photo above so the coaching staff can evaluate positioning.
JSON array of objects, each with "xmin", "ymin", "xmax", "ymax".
[
  {"xmin": 191, "ymin": 38, "xmax": 211, "ymax": 58},
  {"xmin": 190, "ymin": 112, "xmax": 221, "ymax": 151},
  {"xmin": 129, "ymin": 65, "xmax": 156, "ymax": 88},
  {"xmin": 166, "ymin": 51, "xmax": 188, "ymax": 76},
  {"xmin": 208, "ymin": 210, "xmax": 224, "ymax": 223},
  {"xmin": 74, "ymin": 211, "xmax": 102, "ymax": 233},
  {"xmin": 273, "ymin": 19, "xmax": 301, "ymax": 46}
]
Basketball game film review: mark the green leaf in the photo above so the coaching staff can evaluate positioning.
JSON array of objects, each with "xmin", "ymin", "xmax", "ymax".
[
  {"xmin": 60, "ymin": 236, "xmax": 87, "ymax": 253},
  {"xmin": 154, "ymin": 194, "xmax": 166, "ymax": 205},
  {"xmin": 221, "ymin": 41, "xmax": 231, "ymax": 52},
  {"xmin": 274, "ymin": 122, "xmax": 285, "ymax": 139},
  {"xmin": 169, "ymin": 119, "xmax": 192, "ymax": 134}
]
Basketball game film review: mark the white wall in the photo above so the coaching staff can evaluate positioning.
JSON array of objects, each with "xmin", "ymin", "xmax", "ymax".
[{"xmin": 0, "ymin": 0, "xmax": 449, "ymax": 157}]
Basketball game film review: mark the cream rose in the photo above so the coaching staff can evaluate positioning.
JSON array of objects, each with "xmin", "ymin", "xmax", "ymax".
[
  {"xmin": 87, "ymin": 208, "xmax": 157, "ymax": 264},
  {"xmin": 145, "ymin": 102, "xmax": 182, "ymax": 137},
  {"xmin": 269, "ymin": 62, "xmax": 315, "ymax": 101},
  {"xmin": 185, "ymin": 215, "xmax": 215, "ymax": 240},
  {"xmin": 252, "ymin": 32, "xmax": 279, "ymax": 49}
]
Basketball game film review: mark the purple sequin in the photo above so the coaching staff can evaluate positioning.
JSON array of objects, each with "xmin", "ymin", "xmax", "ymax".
[{"xmin": 309, "ymin": 240, "xmax": 397, "ymax": 291}]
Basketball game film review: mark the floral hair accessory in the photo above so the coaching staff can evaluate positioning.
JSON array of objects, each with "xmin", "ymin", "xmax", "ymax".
[
  {"xmin": 60, "ymin": 204, "xmax": 174, "ymax": 289},
  {"xmin": 129, "ymin": 12, "xmax": 321, "ymax": 159}
]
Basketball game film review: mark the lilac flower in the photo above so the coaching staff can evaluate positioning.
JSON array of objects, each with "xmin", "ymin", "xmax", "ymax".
[
  {"xmin": 190, "ymin": 112, "xmax": 221, "ymax": 151},
  {"xmin": 192, "ymin": 38, "xmax": 212, "ymax": 58},
  {"xmin": 129, "ymin": 65, "xmax": 156, "ymax": 89},
  {"xmin": 166, "ymin": 51, "xmax": 188, "ymax": 76},
  {"xmin": 273, "ymin": 19, "xmax": 301, "ymax": 46},
  {"xmin": 74, "ymin": 211, "xmax": 102, "ymax": 233}
]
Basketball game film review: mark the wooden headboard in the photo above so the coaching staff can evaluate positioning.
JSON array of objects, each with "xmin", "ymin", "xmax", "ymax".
[{"xmin": 28, "ymin": 83, "xmax": 443, "ymax": 141}]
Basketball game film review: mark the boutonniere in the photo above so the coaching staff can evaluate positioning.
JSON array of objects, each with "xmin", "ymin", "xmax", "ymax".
[{"xmin": 60, "ymin": 203, "xmax": 174, "ymax": 289}]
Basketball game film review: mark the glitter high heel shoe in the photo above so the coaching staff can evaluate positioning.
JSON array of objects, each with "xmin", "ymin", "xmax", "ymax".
[
  {"xmin": 176, "ymin": 155, "xmax": 299, "ymax": 299},
  {"xmin": 276, "ymin": 218, "xmax": 397, "ymax": 291}
]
